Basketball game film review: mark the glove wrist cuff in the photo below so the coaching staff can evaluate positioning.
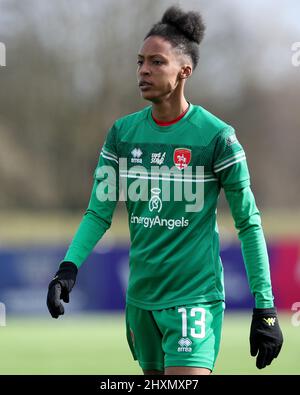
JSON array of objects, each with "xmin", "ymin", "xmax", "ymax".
[
  {"xmin": 48, "ymin": 261, "xmax": 78, "ymax": 290},
  {"xmin": 253, "ymin": 307, "xmax": 277, "ymax": 316},
  {"xmin": 59, "ymin": 261, "xmax": 78, "ymax": 275}
]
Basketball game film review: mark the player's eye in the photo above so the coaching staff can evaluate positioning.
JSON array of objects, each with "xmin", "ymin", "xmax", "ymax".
[
  {"xmin": 153, "ymin": 59, "xmax": 163, "ymax": 65},
  {"xmin": 137, "ymin": 60, "xmax": 143, "ymax": 66}
]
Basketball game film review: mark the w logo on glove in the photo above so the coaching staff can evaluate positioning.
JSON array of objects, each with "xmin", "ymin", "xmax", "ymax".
[{"xmin": 263, "ymin": 317, "xmax": 276, "ymax": 326}]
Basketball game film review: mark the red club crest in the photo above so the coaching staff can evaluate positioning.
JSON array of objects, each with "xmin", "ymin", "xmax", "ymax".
[{"xmin": 173, "ymin": 148, "xmax": 192, "ymax": 170}]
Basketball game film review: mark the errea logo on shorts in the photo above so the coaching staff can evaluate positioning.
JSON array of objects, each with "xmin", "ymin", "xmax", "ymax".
[{"xmin": 177, "ymin": 337, "xmax": 192, "ymax": 353}]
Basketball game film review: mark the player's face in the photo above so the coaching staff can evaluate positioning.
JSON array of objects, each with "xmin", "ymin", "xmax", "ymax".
[{"xmin": 137, "ymin": 36, "xmax": 185, "ymax": 102}]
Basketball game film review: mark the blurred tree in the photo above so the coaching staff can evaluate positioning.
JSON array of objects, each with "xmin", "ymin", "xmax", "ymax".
[{"xmin": 0, "ymin": 0, "xmax": 299, "ymax": 210}]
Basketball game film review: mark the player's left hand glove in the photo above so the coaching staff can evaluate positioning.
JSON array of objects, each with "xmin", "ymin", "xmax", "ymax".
[
  {"xmin": 47, "ymin": 261, "xmax": 78, "ymax": 319},
  {"xmin": 250, "ymin": 307, "xmax": 283, "ymax": 369}
]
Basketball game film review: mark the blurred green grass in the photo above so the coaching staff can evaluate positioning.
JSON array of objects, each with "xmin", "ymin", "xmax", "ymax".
[{"xmin": 0, "ymin": 312, "xmax": 298, "ymax": 375}]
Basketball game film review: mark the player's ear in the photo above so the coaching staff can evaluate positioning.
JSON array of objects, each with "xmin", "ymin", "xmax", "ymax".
[{"xmin": 179, "ymin": 65, "xmax": 192, "ymax": 80}]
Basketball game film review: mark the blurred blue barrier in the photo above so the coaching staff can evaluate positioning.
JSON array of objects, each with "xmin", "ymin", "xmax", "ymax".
[
  {"xmin": 0, "ymin": 244, "xmax": 130, "ymax": 315},
  {"xmin": 0, "ymin": 241, "xmax": 298, "ymax": 314}
]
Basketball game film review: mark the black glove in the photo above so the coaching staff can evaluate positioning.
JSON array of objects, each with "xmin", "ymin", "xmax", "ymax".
[
  {"xmin": 250, "ymin": 307, "xmax": 283, "ymax": 369},
  {"xmin": 47, "ymin": 261, "xmax": 78, "ymax": 319}
]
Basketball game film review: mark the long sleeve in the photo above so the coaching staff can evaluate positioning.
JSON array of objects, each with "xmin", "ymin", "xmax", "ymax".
[
  {"xmin": 63, "ymin": 124, "xmax": 119, "ymax": 268},
  {"xmin": 213, "ymin": 126, "xmax": 274, "ymax": 308},
  {"xmin": 224, "ymin": 186, "xmax": 274, "ymax": 308}
]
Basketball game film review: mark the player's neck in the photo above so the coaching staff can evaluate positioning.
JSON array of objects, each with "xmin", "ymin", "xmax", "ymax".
[{"xmin": 151, "ymin": 96, "xmax": 189, "ymax": 123}]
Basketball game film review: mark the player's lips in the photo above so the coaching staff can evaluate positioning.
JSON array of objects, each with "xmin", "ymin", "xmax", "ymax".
[{"xmin": 138, "ymin": 80, "xmax": 153, "ymax": 90}]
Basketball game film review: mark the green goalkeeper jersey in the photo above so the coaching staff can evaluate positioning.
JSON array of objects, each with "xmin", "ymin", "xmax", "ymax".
[{"xmin": 64, "ymin": 103, "xmax": 274, "ymax": 310}]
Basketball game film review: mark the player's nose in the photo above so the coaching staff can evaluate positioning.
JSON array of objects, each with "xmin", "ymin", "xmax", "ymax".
[{"xmin": 138, "ymin": 62, "xmax": 151, "ymax": 77}]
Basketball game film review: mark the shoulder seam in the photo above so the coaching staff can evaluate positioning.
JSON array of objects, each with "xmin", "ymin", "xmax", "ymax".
[{"xmin": 115, "ymin": 107, "xmax": 150, "ymax": 127}]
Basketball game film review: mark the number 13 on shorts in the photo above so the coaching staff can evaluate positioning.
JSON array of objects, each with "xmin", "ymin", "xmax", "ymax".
[{"xmin": 178, "ymin": 307, "xmax": 206, "ymax": 339}]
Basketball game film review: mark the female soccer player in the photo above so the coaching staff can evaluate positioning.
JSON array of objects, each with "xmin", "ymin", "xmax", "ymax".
[{"xmin": 47, "ymin": 6, "xmax": 283, "ymax": 375}]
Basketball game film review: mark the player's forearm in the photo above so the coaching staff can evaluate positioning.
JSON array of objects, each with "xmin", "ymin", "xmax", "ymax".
[
  {"xmin": 63, "ymin": 209, "xmax": 110, "ymax": 268},
  {"xmin": 239, "ymin": 219, "xmax": 274, "ymax": 308},
  {"xmin": 224, "ymin": 186, "xmax": 274, "ymax": 308},
  {"xmin": 63, "ymin": 168, "xmax": 118, "ymax": 268}
]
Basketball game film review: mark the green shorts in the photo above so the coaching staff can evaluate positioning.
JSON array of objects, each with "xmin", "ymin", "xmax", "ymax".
[{"xmin": 125, "ymin": 300, "xmax": 225, "ymax": 372}]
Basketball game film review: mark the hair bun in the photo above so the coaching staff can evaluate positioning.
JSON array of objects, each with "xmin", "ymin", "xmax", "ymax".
[{"xmin": 161, "ymin": 6, "xmax": 205, "ymax": 44}]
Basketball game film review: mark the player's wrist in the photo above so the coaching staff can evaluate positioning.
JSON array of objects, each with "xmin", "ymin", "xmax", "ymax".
[
  {"xmin": 254, "ymin": 298, "xmax": 274, "ymax": 310},
  {"xmin": 57, "ymin": 261, "xmax": 78, "ymax": 287}
]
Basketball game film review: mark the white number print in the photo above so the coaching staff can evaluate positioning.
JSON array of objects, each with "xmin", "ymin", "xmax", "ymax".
[{"xmin": 178, "ymin": 307, "xmax": 206, "ymax": 339}]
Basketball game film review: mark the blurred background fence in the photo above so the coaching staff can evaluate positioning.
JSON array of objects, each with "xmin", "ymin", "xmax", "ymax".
[{"xmin": 0, "ymin": 237, "xmax": 299, "ymax": 314}]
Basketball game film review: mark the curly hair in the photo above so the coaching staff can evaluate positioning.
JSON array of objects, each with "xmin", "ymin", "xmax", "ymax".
[{"xmin": 144, "ymin": 5, "xmax": 206, "ymax": 69}]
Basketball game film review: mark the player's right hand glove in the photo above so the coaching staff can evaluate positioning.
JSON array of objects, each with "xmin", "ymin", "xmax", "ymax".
[
  {"xmin": 250, "ymin": 307, "xmax": 283, "ymax": 369},
  {"xmin": 47, "ymin": 261, "xmax": 78, "ymax": 319}
]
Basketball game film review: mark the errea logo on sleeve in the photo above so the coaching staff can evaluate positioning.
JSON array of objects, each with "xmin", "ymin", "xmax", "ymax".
[{"xmin": 226, "ymin": 134, "xmax": 238, "ymax": 146}]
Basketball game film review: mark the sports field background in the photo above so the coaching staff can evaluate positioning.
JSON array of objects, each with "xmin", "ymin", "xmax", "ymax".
[
  {"xmin": 0, "ymin": 211, "xmax": 299, "ymax": 375},
  {"xmin": 0, "ymin": 312, "xmax": 298, "ymax": 375}
]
